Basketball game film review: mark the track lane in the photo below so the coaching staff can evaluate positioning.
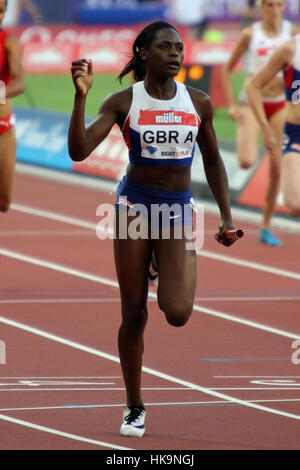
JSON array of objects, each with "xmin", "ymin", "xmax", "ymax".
[{"xmin": 0, "ymin": 169, "xmax": 299, "ymax": 449}]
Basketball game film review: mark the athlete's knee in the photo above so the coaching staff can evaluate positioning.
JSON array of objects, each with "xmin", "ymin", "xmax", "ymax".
[
  {"xmin": 166, "ymin": 314, "xmax": 190, "ymax": 327},
  {"xmin": 160, "ymin": 301, "xmax": 193, "ymax": 327},
  {"xmin": 165, "ymin": 310, "xmax": 192, "ymax": 327},
  {"xmin": 284, "ymin": 194, "xmax": 300, "ymax": 217},
  {"xmin": 0, "ymin": 198, "xmax": 10, "ymax": 212},
  {"xmin": 121, "ymin": 299, "xmax": 148, "ymax": 331},
  {"xmin": 287, "ymin": 204, "xmax": 300, "ymax": 218},
  {"xmin": 239, "ymin": 161, "xmax": 252, "ymax": 170},
  {"xmin": 290, "ymin": 209, "xmax": 300, "ymax": 218}
]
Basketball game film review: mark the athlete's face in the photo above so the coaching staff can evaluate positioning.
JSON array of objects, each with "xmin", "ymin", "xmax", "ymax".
[
  {"xmin": 141, "ymin": 28, "xmax": 184, "ymax": 79},
  {"xmin": 0, "ymin": 0, "xmax": 6, "ymax": 26},
  {"xmin": 260, "ymin": 0, "xmax": 286, "ymax": 20}
]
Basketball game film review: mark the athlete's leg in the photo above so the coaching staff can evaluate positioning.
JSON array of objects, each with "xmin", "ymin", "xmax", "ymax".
[
  {"xmin": 282, "ymin": 151, "xmax": 300, "ymax": 217},
  {"xmin": 154, "ymin": 225, "xmax": 197, "ymax": 327},
  {"xmin": 236, "ymin": 105, "xmax": 261, "ymax": 169},
  {"xmin": 260, "ymin": 108, "xmax": 284, "ymax": 230},
  {"xmin": 114, "ymin": 212, "xmax": 152, "ymax": 407},
  {"xmin": 0, "ymin": 128, "xmax": 17, "ymax": 212}
]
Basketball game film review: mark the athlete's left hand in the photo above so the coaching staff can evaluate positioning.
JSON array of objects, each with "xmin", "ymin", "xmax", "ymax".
[{"xmin": 215, "ymin": 222, "xmax": 244, "ymax": 247}]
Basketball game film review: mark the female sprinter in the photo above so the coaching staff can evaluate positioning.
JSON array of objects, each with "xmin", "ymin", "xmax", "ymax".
[
  {"xmin": 221, "ymin": 0, "xmax": 299, "ymax": 246},
  {"xmin": 0, "ymin": 0, "xmax": 25, "ymax": 212},
  {"xmin": 247, "ymin": 32, "xmax": 300, "ymax": 217},
  {"xmin": 68, "ymin": 21, "xmax": 238, "ymax": 437}
]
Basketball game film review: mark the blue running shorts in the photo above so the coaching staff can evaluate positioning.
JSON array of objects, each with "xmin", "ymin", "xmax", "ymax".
[
  {"xmin": 115, "ymin": 175, "xmax": 195, "ymax": 228},
  {"xmin": 282, "ymin": 122, "xmax": 300, "ymax": 156}
]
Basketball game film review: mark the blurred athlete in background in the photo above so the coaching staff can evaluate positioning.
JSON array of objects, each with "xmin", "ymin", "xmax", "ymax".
[
  {"xmin": 222, "ymin": 0, "xmax": 299, "ymax": 246},
  {"xmin": 2, "ymin": 0, "xmax": 42, "ymax": 27},
  {"xmin": 0, "ymin": 0, "xmax": 25, "ymax": 212},
  {"xmin": 247, "ymin": 31, "xmax": 300, "ymax": 217},
  {"xmin": 170, "ymin": 0, "xmax": 210, "ymax": 39}
]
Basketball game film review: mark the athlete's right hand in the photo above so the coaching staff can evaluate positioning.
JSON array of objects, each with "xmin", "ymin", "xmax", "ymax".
[
  {"xmin": 228, "ymin": 105, "xmax": 240, "ymax": 121},
  {"xmin": 71, "ymin": 59, "xmax": 93, "ymax": 96}
]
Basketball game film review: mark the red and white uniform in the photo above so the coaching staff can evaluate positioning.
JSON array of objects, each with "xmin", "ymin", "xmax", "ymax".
[
  {"xmin": 0, "ymin": 28, "xmax": 15, "ymax": 136},
  {"xmin": 247, "ymin": 19, "xmax": 293, "ymax": 77},
  {"xmin": 242, "ymin": 20, "xmax": 292, "ymax": 117},
  {"xmin": 0, "ymin": 28, "xmax": 11, "ymax": 86},
  {"xmin": 122, "ymin": 81, "xmax": 201, "ymax": 167}
]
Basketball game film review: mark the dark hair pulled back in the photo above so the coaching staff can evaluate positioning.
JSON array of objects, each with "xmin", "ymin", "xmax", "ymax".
[{"xmin": 117, "ymin": 21, "xmax": 178, "ymax": 83}]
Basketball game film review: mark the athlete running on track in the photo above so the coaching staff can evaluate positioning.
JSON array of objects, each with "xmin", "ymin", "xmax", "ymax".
[
  {"xmin": 0, "ymin": 0, "xmax": 25, "ymax": 212},
  {"xmin": 247, "ymin": 31, "xmax": 300, "ymax": 217},
  {"xmin": 68, "ymin": 21, "xmax": 239, "ymax": 437},
  {"xmin": 221, "ymin": 0, "xmax": 299, "ymax": 246}
]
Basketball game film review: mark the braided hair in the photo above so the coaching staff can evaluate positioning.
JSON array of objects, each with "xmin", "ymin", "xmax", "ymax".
[{"xmin": 117, "ymin": 21, "xmax": 179, "ymax": 83}]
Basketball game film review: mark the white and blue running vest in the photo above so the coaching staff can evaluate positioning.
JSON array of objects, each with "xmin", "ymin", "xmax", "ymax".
[
  {"xmin": 122, "ymin": 81, "xmax": 201, "ymax": 167},
  {"xmin": 284, "ymin": 35, "xmax": 300, "ymax": 103}
]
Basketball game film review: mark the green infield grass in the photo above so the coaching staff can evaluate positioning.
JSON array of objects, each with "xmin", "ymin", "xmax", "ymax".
[{"xmin": 12, "ymin": 72, "xmax": 246, "ymax": 141}]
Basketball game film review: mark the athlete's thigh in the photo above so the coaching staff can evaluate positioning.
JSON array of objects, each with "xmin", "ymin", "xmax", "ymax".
[
  {"xmin": 269, "ymin": 108, "xmax": 285, "ymax": 164},
  {"xmin": 236, "ymin": 105, "xmax": 261, "ymax": 167},
  {"xmin": 114, "ymin": 211, "xmax": 152, "ymax": 304},
  {"xmin": 282, "ymin": 152, "xmax": 300, "ymax": 208},
  {"xmin": 154, "ymin": 226, "xmax": 197, "ymax": 310},
  {"xmin": 0, "ymin": 129, "xmax": 17, "ymax": 201}
]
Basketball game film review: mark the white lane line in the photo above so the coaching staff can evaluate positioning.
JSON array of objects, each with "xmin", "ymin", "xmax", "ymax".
[
  {"xmin": 0, "ymin": 388, "xmax": 189, "ymax": 392},
  {"xmin": 194, "ymin": 297, "xmax": 300, "ymax": 302},
  {"xmin": 0, "ymin": 387, "xmax": 299, "ymax": 392},
  {"xmin": 208, "ymin": 387, "xmax": 300, "ymax": 390},
  {"xmin": 0, "ymin": 413, "xmax": 132, "ymax": 450},
  {"xmin": 15, "ymin": 162, "xmax": 300, "ymax": 234},
  {"xmin": 0, "ymin": 231, "xmax": 94, "ymax": 236},
  {"xmin": 0, "ymin": 248, "xmax": 118, "ymax": 289},
  {"xmin": 197, "ymin": 251, "xmax": 300, "ymax": 281},
  {"xmin": 1, "ymin": 315, "xmax": 300, "ymax": 422},
  {"xmin": 0, "ymin": 247, "xmax": 299, "ymax": 341},
  {"xmin": 0, "ymin": 298, "xmax": 123, "ymax": 304},
  {"xmin": 0, "ymin": 297, "xmax": 298, "ymax": 305},
  {"xmin": 11, "ymin": 203, "xmax": 96, "ymax": 230},
  {"xmin": 11, "ymin": 203, "xmax": 300, "ymax": 281},
  {"xmin": 215, "ymin": 376, "xmax": 300, "ymax": 378},
  {"xmin": 0, "ymin": 381, "xmax": 116, "ymax": 386},
  {"xmin": 1, "ymin": 297, "xmax": 299, "ymax": 304},
  {"xmin": 0, "ymin": 376, "xmax": 121, "ymax": 379},
  {"xmin": 2, "ymin": 397, "xmax": 300, "ymax": 412}
]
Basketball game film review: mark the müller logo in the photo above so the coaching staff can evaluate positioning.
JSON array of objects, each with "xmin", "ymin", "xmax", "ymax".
[
  {"xmin": 139, "ymin": 110, "xmax": 199, "ymax": 127},
  {"xmin": 155, "ymin": 112, "xmax": 183, "ymax": 124}
]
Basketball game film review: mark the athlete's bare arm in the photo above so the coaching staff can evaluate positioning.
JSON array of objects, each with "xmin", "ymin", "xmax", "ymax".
[
  {"xmin": 291, "ymin": 23, "xmax": 300, "ymax": 35},
  {"xmin": 189, "ymin": 87, "xmax": 234, "ymax": 232},
  {"xmin": 221, "ymin": 27, "xmax": 252, "ymax": 119},
  {"xmin": 68, "ymin": 58, "xmax": 131, "ymax": 161},
  {"xmin": 5, "ymin": 34, "xmax": 24, "ymax": 99},
  {"xmin": 20, "ymin": 0, "xmax": 43, "ymax": 24}
]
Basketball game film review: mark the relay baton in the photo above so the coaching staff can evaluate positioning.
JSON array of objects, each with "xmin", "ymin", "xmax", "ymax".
[{"xmin": 215, "ymin": 229, "xmax": 244, "ymax": 246}]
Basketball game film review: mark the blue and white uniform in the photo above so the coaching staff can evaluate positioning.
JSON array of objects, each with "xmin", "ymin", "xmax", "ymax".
[
  {"xmin": 116, "ymin": 81, "xmax": 201, "ymax": 227},
  {"xmin": 122, "ymin": 80, "xmax": 201, "ymax": 167},
  {"xmin": 282, "ymin": 35, "xmax": 300, "ymax": 156}
]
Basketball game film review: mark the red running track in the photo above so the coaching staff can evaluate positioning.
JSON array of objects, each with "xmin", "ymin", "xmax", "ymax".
[{"xmin": 0, "ymin": 170, "xmax": 300, "ymax": 450}]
